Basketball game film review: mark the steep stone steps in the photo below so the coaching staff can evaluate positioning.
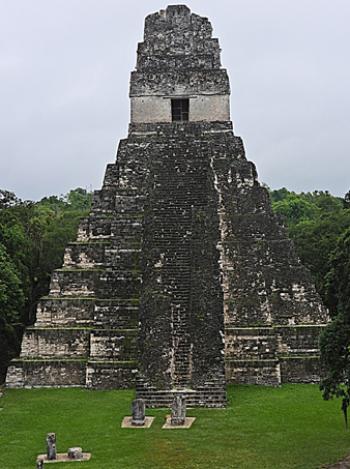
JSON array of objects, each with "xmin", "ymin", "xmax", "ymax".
[{"xmin": 136, "ymin": 384, "xmax": 226, "ymax": 408}]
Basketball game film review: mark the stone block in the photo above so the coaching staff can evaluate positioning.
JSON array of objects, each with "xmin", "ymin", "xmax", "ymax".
[{"xmin": 67, "ymin": 447, "xmax": 83, "ymax": 459}]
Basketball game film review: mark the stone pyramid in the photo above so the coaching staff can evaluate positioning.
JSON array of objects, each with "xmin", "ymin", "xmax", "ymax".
[{"xmin": 6, "ymin": 5, "xmax": 328, "ymax": 407}]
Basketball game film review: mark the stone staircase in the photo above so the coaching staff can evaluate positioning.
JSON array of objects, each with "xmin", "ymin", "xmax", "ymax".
[{"xmin": 136, "ymin": 131, "xmax": 226, "ymax": 406}]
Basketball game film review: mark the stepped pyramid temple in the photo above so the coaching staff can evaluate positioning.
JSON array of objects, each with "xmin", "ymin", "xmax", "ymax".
[{"xmin": 7, "ymin": 5, "xmax": 329, "ymax": 406}]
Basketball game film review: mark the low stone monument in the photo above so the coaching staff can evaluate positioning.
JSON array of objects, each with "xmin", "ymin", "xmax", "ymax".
[
  {"xmin": 171, "ymin": 395, "xmax": 186, "ymax": 426},
  {"xmin": 46, "ymin": 433, "xmax": 56, "ymax": 460},
  {"xmin": 121, "ymin": 398, "xmax": 154, "ymax": 428},
  {"xmin": 68, "ymin": 447, "xmax": 83, "ymax": 460},
  {"xmin": 131, "ymin": 398, "xmax": 146, "ymax": 426},
  {"xmin": 162, "ymin": 393, "xmax": 196, "ymax": 429},
  {"xmin": 37, "ymin": 433, "xmax": 91, "ymax": 463}
]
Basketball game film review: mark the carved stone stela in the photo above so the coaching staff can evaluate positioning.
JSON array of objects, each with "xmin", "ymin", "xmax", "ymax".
[
  {"xmin": 132, "ymin": 398, "xmax": 146, "ymax": 426},
  {"xmin": 121, "ymin": 398, "xmax": 154, "ymax": 428},
  {"xmin": 162, "ymin": 393, "xmax": 196, "ymax": 429},
  {"xmin": 7, "ymin": 5, "xmax": 328, "ymax": 407},
  {"xmin": 171, "ymin": 395, "xmax": 186, "ymax": 426},
  {"xmin": 46, "ymin": 433, "xmax": 56, "ymax": 461}
]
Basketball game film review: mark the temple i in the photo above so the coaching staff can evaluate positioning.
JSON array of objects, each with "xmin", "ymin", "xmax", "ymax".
[{"xmin": 6, "ymin": 5, "xmax": 328, "ymax": 407}]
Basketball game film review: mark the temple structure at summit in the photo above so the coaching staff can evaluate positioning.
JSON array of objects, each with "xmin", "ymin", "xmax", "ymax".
[{"xmin": 6, "ymin": 5, "xmax": 328, "ymax": 407}]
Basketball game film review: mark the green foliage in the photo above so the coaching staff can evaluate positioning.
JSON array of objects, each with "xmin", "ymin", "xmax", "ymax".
[
  {"xmin": 0, "ymin": 320, "xmax": 20, "ymax": 383},
  {"xmin": 270, "ymin": 188, "xmax": 350, "ymax": 310},
  {"xmin": 0, "ymin": 244, "xmax": 24, "ymax": 381},
  {"xmin": 324, "ymin": 228, "xmax": 350, "ymax": 314},
  {"xmin": 319, "ymin": 229, "xmax": 350, "ymax": 421},
  {"xmin": 272, "ymin": 196, "xmax": 320, "ymax": 224},
  {"xmin": 66, "ymin": 187, "xmax": 92, "ymax": 210},
  {"xmin": 0, "ymin": 244, "xmax": 24, "ymax": 323},
  {"xmin": 320, "ymin": 315, "xmax": 350, "ymax": 399}
]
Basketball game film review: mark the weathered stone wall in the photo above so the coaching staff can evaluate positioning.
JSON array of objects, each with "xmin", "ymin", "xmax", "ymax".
[
  {"xmin": 277, "ymin": 325, "xmax": 323, "ymax": 354},
  {"xmin": 6, "ymin": 360, "xmax": 86, "ymax": 388},
  {"xmin": 225, "ymin": 325, "xmax": 324, "ymax": 384},
  {"xmin": 90, "ymin": 330, "xmax": 138, "ymax": 360},
  {"xmin": 130, "ymin": 95, "xmax": 230, "ymax": 123},
  {"xmin": 93, "ymin": 299, "xmax": 139, "ymax": 329},
  {"xmin": 20, "ymin": 328, "xmax": 89, "ymax": 358},
  {"xmin": 280, "ymin": 357, "xmax": 320, "ymax": 383},
  {"xmin": 189, "ymin": 95, "xmax": 230, "ymax": 122},
  {"xmin": 225, "ymin": 359, "xmax": 281, "ymax": 386},
  {"xmin": 36, "ymin": 298, "xmax": 95, "ymax": 327},
  {"xmin": 130, "ymin": 96, "xmax": 170, "ymax": 123},
  {"xmin": 225, "ymin": 327, "xmax": 278, "ymax": 360},
  {"xmin": 86, "ymin": 362, "xmax": 137, "ymax": 389},
  {"xmin": 49, "ymin": 270, "xmax": 98, "ymax": 297},
  {"xmin": 130, "ymin": 70, "xmax": 229, "ymax": 96}
]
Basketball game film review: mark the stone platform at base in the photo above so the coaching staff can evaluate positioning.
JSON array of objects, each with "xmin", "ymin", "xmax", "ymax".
[
  {"xmin": 136, "ymin": 383, "xmax": 226, "ymax": 408},
  {"xmin": 121, "ymin": 416, "xmax": 154, "ymax": 428},
  {"xmin": 162, "ymin": 416, "xmax": 196, "ymax": 429},
  {"xmin": 36, "ymin": 453, "xmax": 91, "ymax": 464}
]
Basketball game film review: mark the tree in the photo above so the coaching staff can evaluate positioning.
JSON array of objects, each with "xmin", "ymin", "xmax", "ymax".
[
  {"xmin": 66, "ymin": 188, "xmax": 92, "ymax": 211},
  {"xmin": 0, "ymin": 243, "xmax": 24, "ymax": 381},
  {"xmin": 320, "ymin": 228, "xmax": 350, "ymax": 426},
  {"xmin": 272, "ymin": 195, "xmax": 320, "ymax": 225},
  {"xmin": 344, "ymin": 190, "xmax": 350, "ymax": 209},
  {"xmin": 0, "ymin": 190, "xmax": 20, "ymax": 208}
]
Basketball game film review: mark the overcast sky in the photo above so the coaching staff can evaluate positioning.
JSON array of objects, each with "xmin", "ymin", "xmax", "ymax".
[{"xmin": 1, "ymin": 0, "xmax": 349, "ymax": 200}]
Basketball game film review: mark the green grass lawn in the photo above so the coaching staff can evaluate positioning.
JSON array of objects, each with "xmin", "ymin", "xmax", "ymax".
[{"xmin": 0, "ymin": 385, "xmax": 349, "ymax": 469}]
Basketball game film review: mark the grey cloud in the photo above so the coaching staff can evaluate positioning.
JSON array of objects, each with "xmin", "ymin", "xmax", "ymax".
[{"xmin": 0, "ymin": 0, "xmax": 349, "ymax": 200}]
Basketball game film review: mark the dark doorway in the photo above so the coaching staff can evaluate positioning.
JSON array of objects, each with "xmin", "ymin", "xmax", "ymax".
[{"xmin": 171, "ymin": 98, "xmax": 189, "ymax": 122}]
